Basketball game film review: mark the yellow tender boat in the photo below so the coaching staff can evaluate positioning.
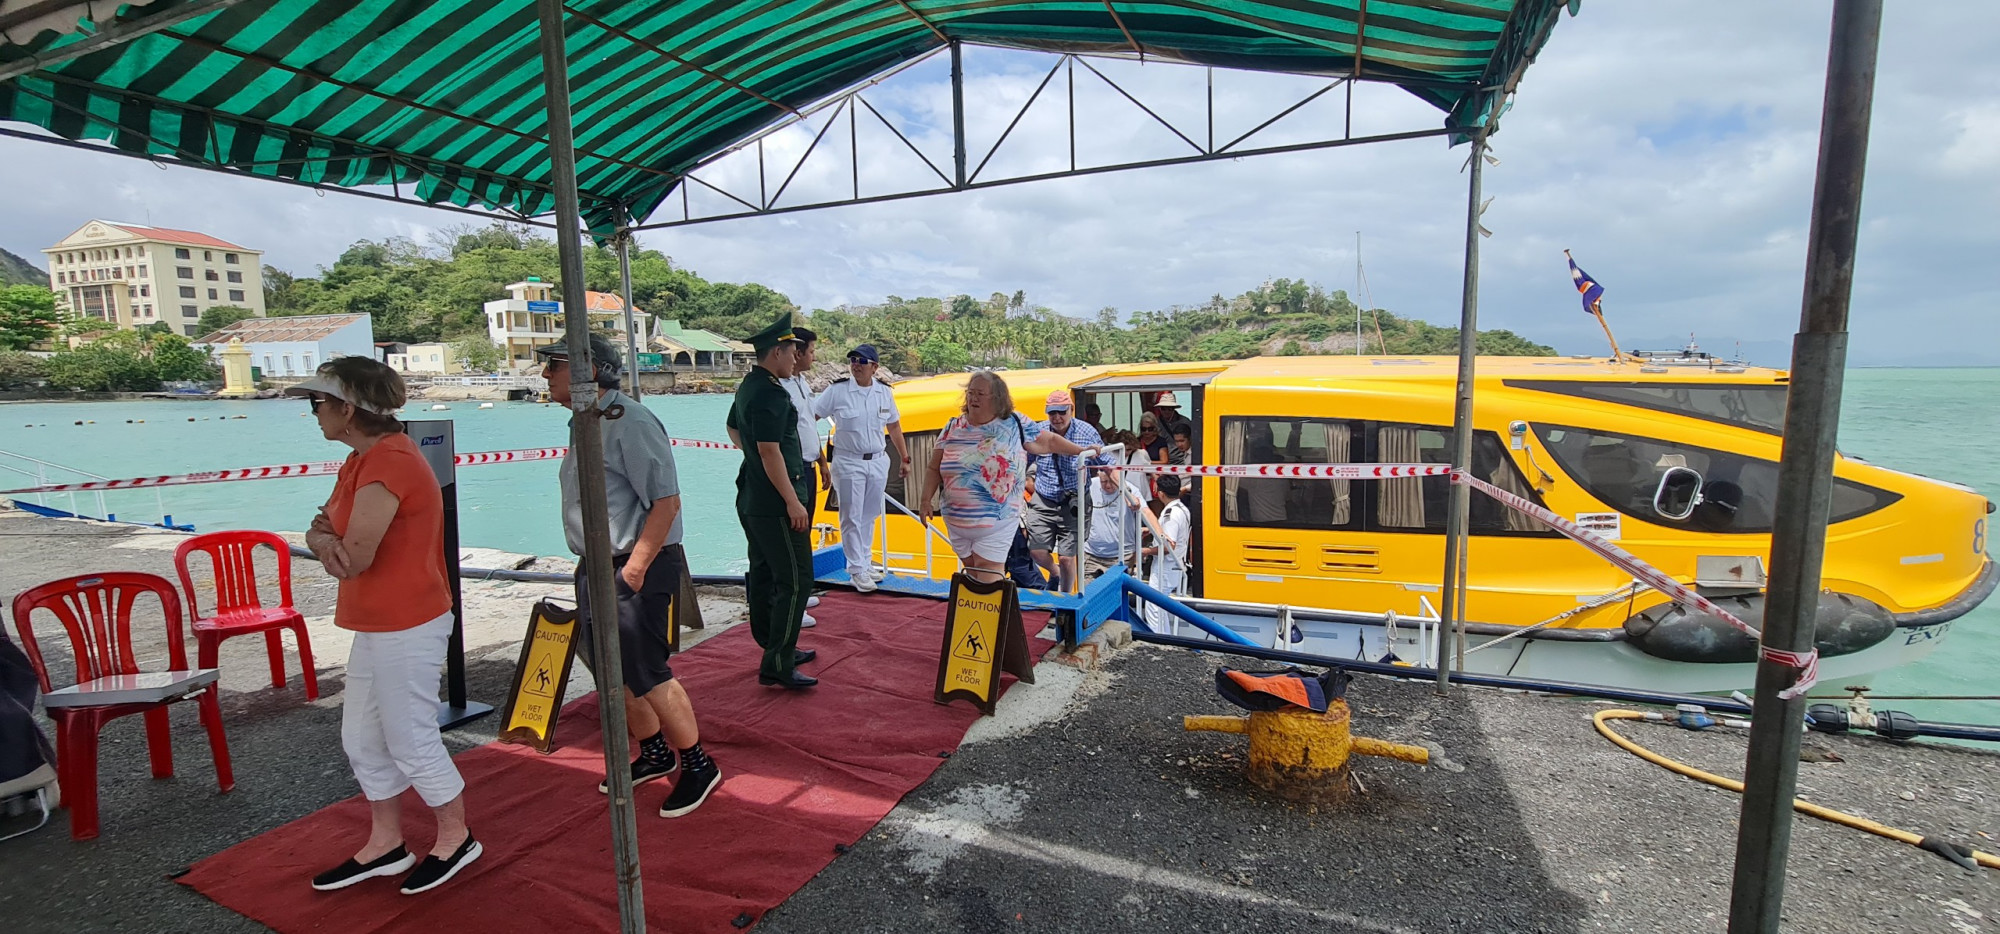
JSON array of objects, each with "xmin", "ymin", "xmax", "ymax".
[{"xmin": 815, "ymin": 354, "xmax": 1995, "ymax": 693}]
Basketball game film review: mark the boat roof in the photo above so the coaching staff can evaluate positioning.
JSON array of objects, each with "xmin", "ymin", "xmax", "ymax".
[{"xmin": 890, "ymin": 355, "xmax": 1790, "ymax": 411}]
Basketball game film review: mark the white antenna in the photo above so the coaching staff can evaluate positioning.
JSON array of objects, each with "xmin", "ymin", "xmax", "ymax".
[{"xmin": 1355, "ymin": 231, "xmax": 1362, "ymax": 355}]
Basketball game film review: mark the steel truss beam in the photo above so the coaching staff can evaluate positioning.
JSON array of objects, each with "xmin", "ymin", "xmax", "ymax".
[{"xmin": 638, "ymin": 48, "xmax": 1460, "ymax": 231}]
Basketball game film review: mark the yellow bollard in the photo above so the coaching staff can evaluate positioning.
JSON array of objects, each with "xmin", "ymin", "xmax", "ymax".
[{"xmin": 1184, "ymin": 700, "xmax": 1427, "ymax": 799}]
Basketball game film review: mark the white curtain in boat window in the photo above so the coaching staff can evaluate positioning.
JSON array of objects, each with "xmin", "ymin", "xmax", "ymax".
[
  {"xmin": 1377, "ymin": 426, "xmax": 1426, "ymax": 528},
  {"xmin": 1222, "ymin": 421, "xmax": 1247, "ymax": 523}
]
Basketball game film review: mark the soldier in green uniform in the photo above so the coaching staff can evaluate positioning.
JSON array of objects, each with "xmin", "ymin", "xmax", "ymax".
[{"xmin": 726, "ymin": 314, "xmax": 820, "ymax": 689}]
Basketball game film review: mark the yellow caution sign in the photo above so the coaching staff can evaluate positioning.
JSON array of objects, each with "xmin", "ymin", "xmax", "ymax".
[
  {"xmin": 499, "ymin": 599, "xmax": 582, "ymax": 753},
  {"xmin": 935, "ymin": 573, "xmax": 1035, "ymax": 715}
]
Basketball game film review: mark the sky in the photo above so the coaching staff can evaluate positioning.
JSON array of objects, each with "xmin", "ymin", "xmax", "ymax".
[{"xmin": 3, "ymin": 2, "xmax": 1995, "ymax": 367}]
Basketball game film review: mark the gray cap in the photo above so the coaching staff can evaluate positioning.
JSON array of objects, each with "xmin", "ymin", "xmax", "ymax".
[{"xmin": 533, "ymin": 332, "xmax": 624, "ymax": 375}]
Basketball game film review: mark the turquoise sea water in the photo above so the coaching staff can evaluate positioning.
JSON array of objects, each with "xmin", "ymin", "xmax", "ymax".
[{"xmin": 2, "ymin": 370, "xmax": 1995, "ymax": 725}]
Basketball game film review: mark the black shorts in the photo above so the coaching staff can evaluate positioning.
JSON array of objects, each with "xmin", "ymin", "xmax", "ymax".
[{"xmin": 574, "ymin": 550, "xmax": 680, "ymax": 697}]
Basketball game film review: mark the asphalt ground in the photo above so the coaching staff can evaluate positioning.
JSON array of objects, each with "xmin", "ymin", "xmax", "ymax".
[{"xmin": 3, "ymin": 508, "xmax": 1997, "ymax": 933}]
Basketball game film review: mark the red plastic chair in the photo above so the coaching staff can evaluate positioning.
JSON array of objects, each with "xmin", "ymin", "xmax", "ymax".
[
  {"xmin": 174, "ymin": 530, "xmax": 318, "ymax": 700},
  {"xmin": 10, "ymin": 572, "xmax": 234, "ymax": 840}
]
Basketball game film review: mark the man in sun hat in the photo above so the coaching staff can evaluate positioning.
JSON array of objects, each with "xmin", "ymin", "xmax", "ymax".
[
  {"xmin": 1024, "ymin": 388, "xmax": 1108, "ymax": 592},
  {"xmin": 535, "ymin": 331, "xmax": 722, "ymax": 818}
]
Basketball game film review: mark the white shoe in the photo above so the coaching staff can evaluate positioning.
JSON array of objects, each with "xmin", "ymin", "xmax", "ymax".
[
  {"xmin": 853, "ymin": 575, "xmax": 877, "ymax": 593},
  {"xmin": 800, "ymin": 612, "xmax": 817, "ymax": 628},
  {"xmin": 807, "ymin": 594, "xmax": 821, "ymax": 608}
]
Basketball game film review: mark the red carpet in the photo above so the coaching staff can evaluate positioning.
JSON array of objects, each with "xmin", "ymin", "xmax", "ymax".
[{"xmin": 179, "ymin": 591, "xmax": 1052, "ymax": 932}]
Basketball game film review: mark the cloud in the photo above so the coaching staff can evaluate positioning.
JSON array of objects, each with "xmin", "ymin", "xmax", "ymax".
[{"xmin": 2, "ymin": 2, "xmax": 1993, "ymax": 365}]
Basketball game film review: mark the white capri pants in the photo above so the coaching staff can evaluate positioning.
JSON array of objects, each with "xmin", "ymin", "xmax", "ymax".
[
  {"xmin": 832, "ymin": 452, "xmax": 891, "ymax": 576},
  {"xmin": 341, "ymin": 610, "xmax": 465, "ymax": 807}
]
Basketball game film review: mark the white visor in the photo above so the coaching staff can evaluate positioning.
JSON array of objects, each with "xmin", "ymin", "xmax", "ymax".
[{"xmin": 283, "ymin": 374, "xmax": 396, "ymax": 415}]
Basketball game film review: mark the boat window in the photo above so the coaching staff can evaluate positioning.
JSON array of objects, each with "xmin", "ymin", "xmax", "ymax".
[
  {"xmin": 1504, "ymin": 380, "xmax": 1789, "ymax": 434},
  {"xmin": 1531, "ymin": 424, "xmax": 1900, "ymax": 533},
  {"xmin": 882, "ymin": 430, "xmax": 939, "ymax": 514},
  {"xmin": 1374, "ymin": 424, "xmax": 1553, "ymax": 535},
  {"xmin": 1220, "ymin": 417, "xmax": 1359, "ymax": 531}
]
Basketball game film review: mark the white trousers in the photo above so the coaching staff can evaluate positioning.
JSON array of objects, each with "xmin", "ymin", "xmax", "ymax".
[
  {"xmin": 832, "ymin": 453, "xmax": 891, "ymax": 577},
  {"xmin": 342, "ymin": 611, "xmax": 464, "ymax": 807},
  {"xmin": 1145, "ymin": 562, "xmax": 1187, "ymax": 634}
]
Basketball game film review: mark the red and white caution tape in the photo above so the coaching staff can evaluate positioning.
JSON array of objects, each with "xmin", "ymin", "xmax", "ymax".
[
  {"xmin": 1094, "ymin": 462, "xmax": 1452, "ymax": 480},
  {"xmin": 1453, "ymin": 471, "xmax": 1816, "ymax": 698},
  {"xmin": 0, "ymin": 437, "xmax": 741, "ymax": 495}
]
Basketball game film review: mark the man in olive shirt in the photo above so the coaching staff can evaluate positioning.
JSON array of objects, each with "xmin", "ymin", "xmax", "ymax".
[{"xmin": 725, "ymin": 313, "xmax": 819, "ymax": 689}]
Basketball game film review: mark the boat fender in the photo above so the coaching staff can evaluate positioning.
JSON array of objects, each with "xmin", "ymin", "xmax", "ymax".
[{"xmin": 1623, "ymin": 592, "xmax": 1894, "ymax": 663}]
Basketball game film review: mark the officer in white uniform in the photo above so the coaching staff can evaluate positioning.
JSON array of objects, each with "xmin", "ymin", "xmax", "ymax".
[
  {"xmin": 780, "ymin": 327, "xmax": 826, "ymax": 626},
  {"xmin": 812, "ymin": 344, "xmax": 909, "ymax": 591},
  {"xmin": 1143, "ymin": 474, "xmax": 1192, "ymax": 633}
]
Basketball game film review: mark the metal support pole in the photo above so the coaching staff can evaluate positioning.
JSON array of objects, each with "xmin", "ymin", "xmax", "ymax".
[
  {"xmin": 1727, "ymin": 3, "xmax": 1880, "ymax": 932},
  {"xmin": 534, "ymin": 0, "xmax": 646, "ymax": 929},
  {"xmin": 1435, "ymin": 129, "xmax": 1487, "ymax": 694},
  {"xmin": 950, "ymin": 39, "xmax": 967, "ymax": 188},
  {"xmin": 616, "ymin": 231, "xmax": 641, "ymax": 398}
]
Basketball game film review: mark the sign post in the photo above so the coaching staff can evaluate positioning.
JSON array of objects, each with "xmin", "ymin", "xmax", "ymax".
[
  {"xmin": 405, "ymin": 419, "xmax": 495, "ymax": 729},
  {"xmin": 935, "ymin": 573, "xmax": 1036, "ymax": 715}
]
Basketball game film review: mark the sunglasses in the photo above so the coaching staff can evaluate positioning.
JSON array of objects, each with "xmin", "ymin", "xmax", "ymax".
[{"xmin": 308, "ymin": 394, "xmax": 327, "ymax": 413}]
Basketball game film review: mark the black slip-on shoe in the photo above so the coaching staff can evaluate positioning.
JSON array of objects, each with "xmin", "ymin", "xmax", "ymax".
[
  {"xmin": 758, "ymin": 671, "xmax": 817, "ymax": 689},
  {"xmin": 598, "ymin": 750, "xmax": 679, "ymax": 794},
  {"xmin": 399, "ymin": 837, "xmax": 483, "ymax": 895},
  {"xmin": 659, "ymin": 765, "xmax": 722, "ymax": 818},
  {"xmin": 312, "ymin": 846, "xmax": 415, "ymax": 891},
  {"xmin": 793, "ymin": 649, "xmax": 817, "ymax": 666}
]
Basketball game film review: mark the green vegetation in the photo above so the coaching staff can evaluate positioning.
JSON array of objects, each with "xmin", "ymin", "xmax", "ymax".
[
  {"xmin": 0, "ymin": 284, "xmax": 61, "ymax": 350},
  {"xmin": 265, "ymin": 223, "xmax": 1552, "ymax": 375},
  {"xmin": 0, "ymin": 350, "xmax": 47, "ymax": 389},
  {"xmin": 42, "ymin": 329, "xmax": 217, "ymax": 392},
  {"xmin": 0, "ymin": 247, "xmax": 44, "ymax": 287}
]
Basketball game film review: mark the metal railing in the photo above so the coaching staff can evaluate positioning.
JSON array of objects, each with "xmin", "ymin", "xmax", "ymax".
[
  {"xmin": 0, "ymin": 449, "xmax": 168, "ymax": 525},
  {"xmin": 417, "ymin": 375, "xmax": 548, "ymax": 389}
]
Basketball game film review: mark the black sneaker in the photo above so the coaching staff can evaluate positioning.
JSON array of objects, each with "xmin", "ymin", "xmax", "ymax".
[
  {"xmin": 311, "ymin": 845, "xmax": 415, "ymax": 891},
  {"xmin": 400, "ymin": 836, "xmax": 483, "ymax": 895},
  {"xmin": 659, "ymin": 764, "xmax": 722, "ymax": 818},
  {"xmin": 598, "ymin": 749, "xmax": 679, "ymax": 794}
]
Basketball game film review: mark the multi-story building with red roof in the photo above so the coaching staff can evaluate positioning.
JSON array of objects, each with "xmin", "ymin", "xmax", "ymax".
[{"xmin": 41, "ymin": 220, "xmax": 266, "ymax": 336}]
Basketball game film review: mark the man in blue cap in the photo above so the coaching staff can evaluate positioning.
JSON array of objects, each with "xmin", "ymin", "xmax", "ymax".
[
  {"xmin": 725, "ymin": 314, "xmax": 818, "ymax": 689},
  {"xmin": 812, "ymin": 343, "xmax": 909, "ymax": 590}
]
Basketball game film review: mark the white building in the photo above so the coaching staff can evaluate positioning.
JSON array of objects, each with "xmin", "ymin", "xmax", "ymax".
[
  {"xmin": 387, "ymin": 342, "xmax": 463, "ymax": 375},
  {"xmin": 193, "ymin": 314, "xmax": 374, "ymax": 378},
  {"xmin": 42, "ymin": 220, "xmax": 266, "ymax": 336},
  {"xmin": 483, "ymin": 278, "xmax": 647, "ymax": 372}
]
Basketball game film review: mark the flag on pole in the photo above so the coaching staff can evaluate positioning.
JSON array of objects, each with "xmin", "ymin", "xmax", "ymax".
[{"xmin": 1566, "ymin": 250, "xmax": 1605, "ymax": 315}]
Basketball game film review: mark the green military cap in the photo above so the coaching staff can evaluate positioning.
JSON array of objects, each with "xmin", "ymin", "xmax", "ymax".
[{"xmin": 746, "ymin": 312, "xmax": 796, "ymax": 353}]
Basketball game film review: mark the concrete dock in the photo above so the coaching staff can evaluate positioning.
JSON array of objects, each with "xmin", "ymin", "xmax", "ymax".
[{"xmin": 0, "ymin": 506, "xmax": 1993, "ymax": 933}]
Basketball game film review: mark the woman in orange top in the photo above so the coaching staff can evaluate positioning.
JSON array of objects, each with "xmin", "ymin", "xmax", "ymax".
[{"xmin": 290, "ymin": 358, "xmax": 480, "ymax": 895}]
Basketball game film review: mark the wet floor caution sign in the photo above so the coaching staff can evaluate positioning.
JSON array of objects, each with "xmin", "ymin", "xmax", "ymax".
[
  {"xmin": 499, "ymin": 599, "xmax": 582, "ymax": 753},
  {"xmin": 935, "ymin": 573, "xmax": 1035, "ymax": 715}
]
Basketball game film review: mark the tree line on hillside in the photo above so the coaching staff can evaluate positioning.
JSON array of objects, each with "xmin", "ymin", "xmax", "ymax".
[
  {"xmin": 0, "ymin": 221, "xmax": 1554, "ymax": 388},
  {"xmin": 252, "ymin": 223, "xmax": 1552, "ymax": 373}
]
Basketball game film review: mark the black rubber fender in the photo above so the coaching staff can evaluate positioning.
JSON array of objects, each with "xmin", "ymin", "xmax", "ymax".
[{"xmin": 1623, "ymin": 592, "xmax": 1895, "ymax": 663}]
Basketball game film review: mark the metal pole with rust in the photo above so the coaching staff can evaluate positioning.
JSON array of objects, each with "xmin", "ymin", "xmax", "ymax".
[
  {"xmin": 1728, "ymin": 3, "xmax": 1881, "ymax": 932},
  {"xmin": 535, "ymin": 0, "xmax": 646, "ymax": 929},
  {"xmin": 1435, "ymin": 127, "xmax": 1487, "ymax": 693}
]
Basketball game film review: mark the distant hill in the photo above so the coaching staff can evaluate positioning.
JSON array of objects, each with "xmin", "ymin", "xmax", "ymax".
[{"xmin": 0, "ymin": 247, "xmax": 45, "ymax": 286}]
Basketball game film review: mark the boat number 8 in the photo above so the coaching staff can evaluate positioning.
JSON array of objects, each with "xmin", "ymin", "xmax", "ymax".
[{"xmin": 1977, "ymin": 518, "xmax": 1988, "ymax": 556}]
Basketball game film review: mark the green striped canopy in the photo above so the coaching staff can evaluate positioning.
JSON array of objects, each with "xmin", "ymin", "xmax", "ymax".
[{"xmin": 0, "ymin": 0, "xmax": 1570, "ymax": 233}]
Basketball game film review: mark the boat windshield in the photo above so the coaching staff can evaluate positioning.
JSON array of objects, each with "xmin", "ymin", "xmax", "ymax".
[
  {"xmin": 1531, "ymin": 424, "xmax": 1899, "ymax": 533},
  {"xmin": 1505, "ymin": 380, "xmax": 1789, "ymax": 434}
]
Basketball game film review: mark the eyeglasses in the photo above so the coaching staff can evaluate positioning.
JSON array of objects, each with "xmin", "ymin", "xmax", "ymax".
[{"xmin": 308, "ymin": 394, "xmax": 326, "ymax": 413}]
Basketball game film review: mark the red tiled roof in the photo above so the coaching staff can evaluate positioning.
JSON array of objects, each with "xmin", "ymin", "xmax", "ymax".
[
  {"xmin": 583, "ymin": 290, "xmax": 641, "ymax": 314},
  {"xmin": 105, "ymin": 223, "xmax": 251, "ymax": 251}
]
